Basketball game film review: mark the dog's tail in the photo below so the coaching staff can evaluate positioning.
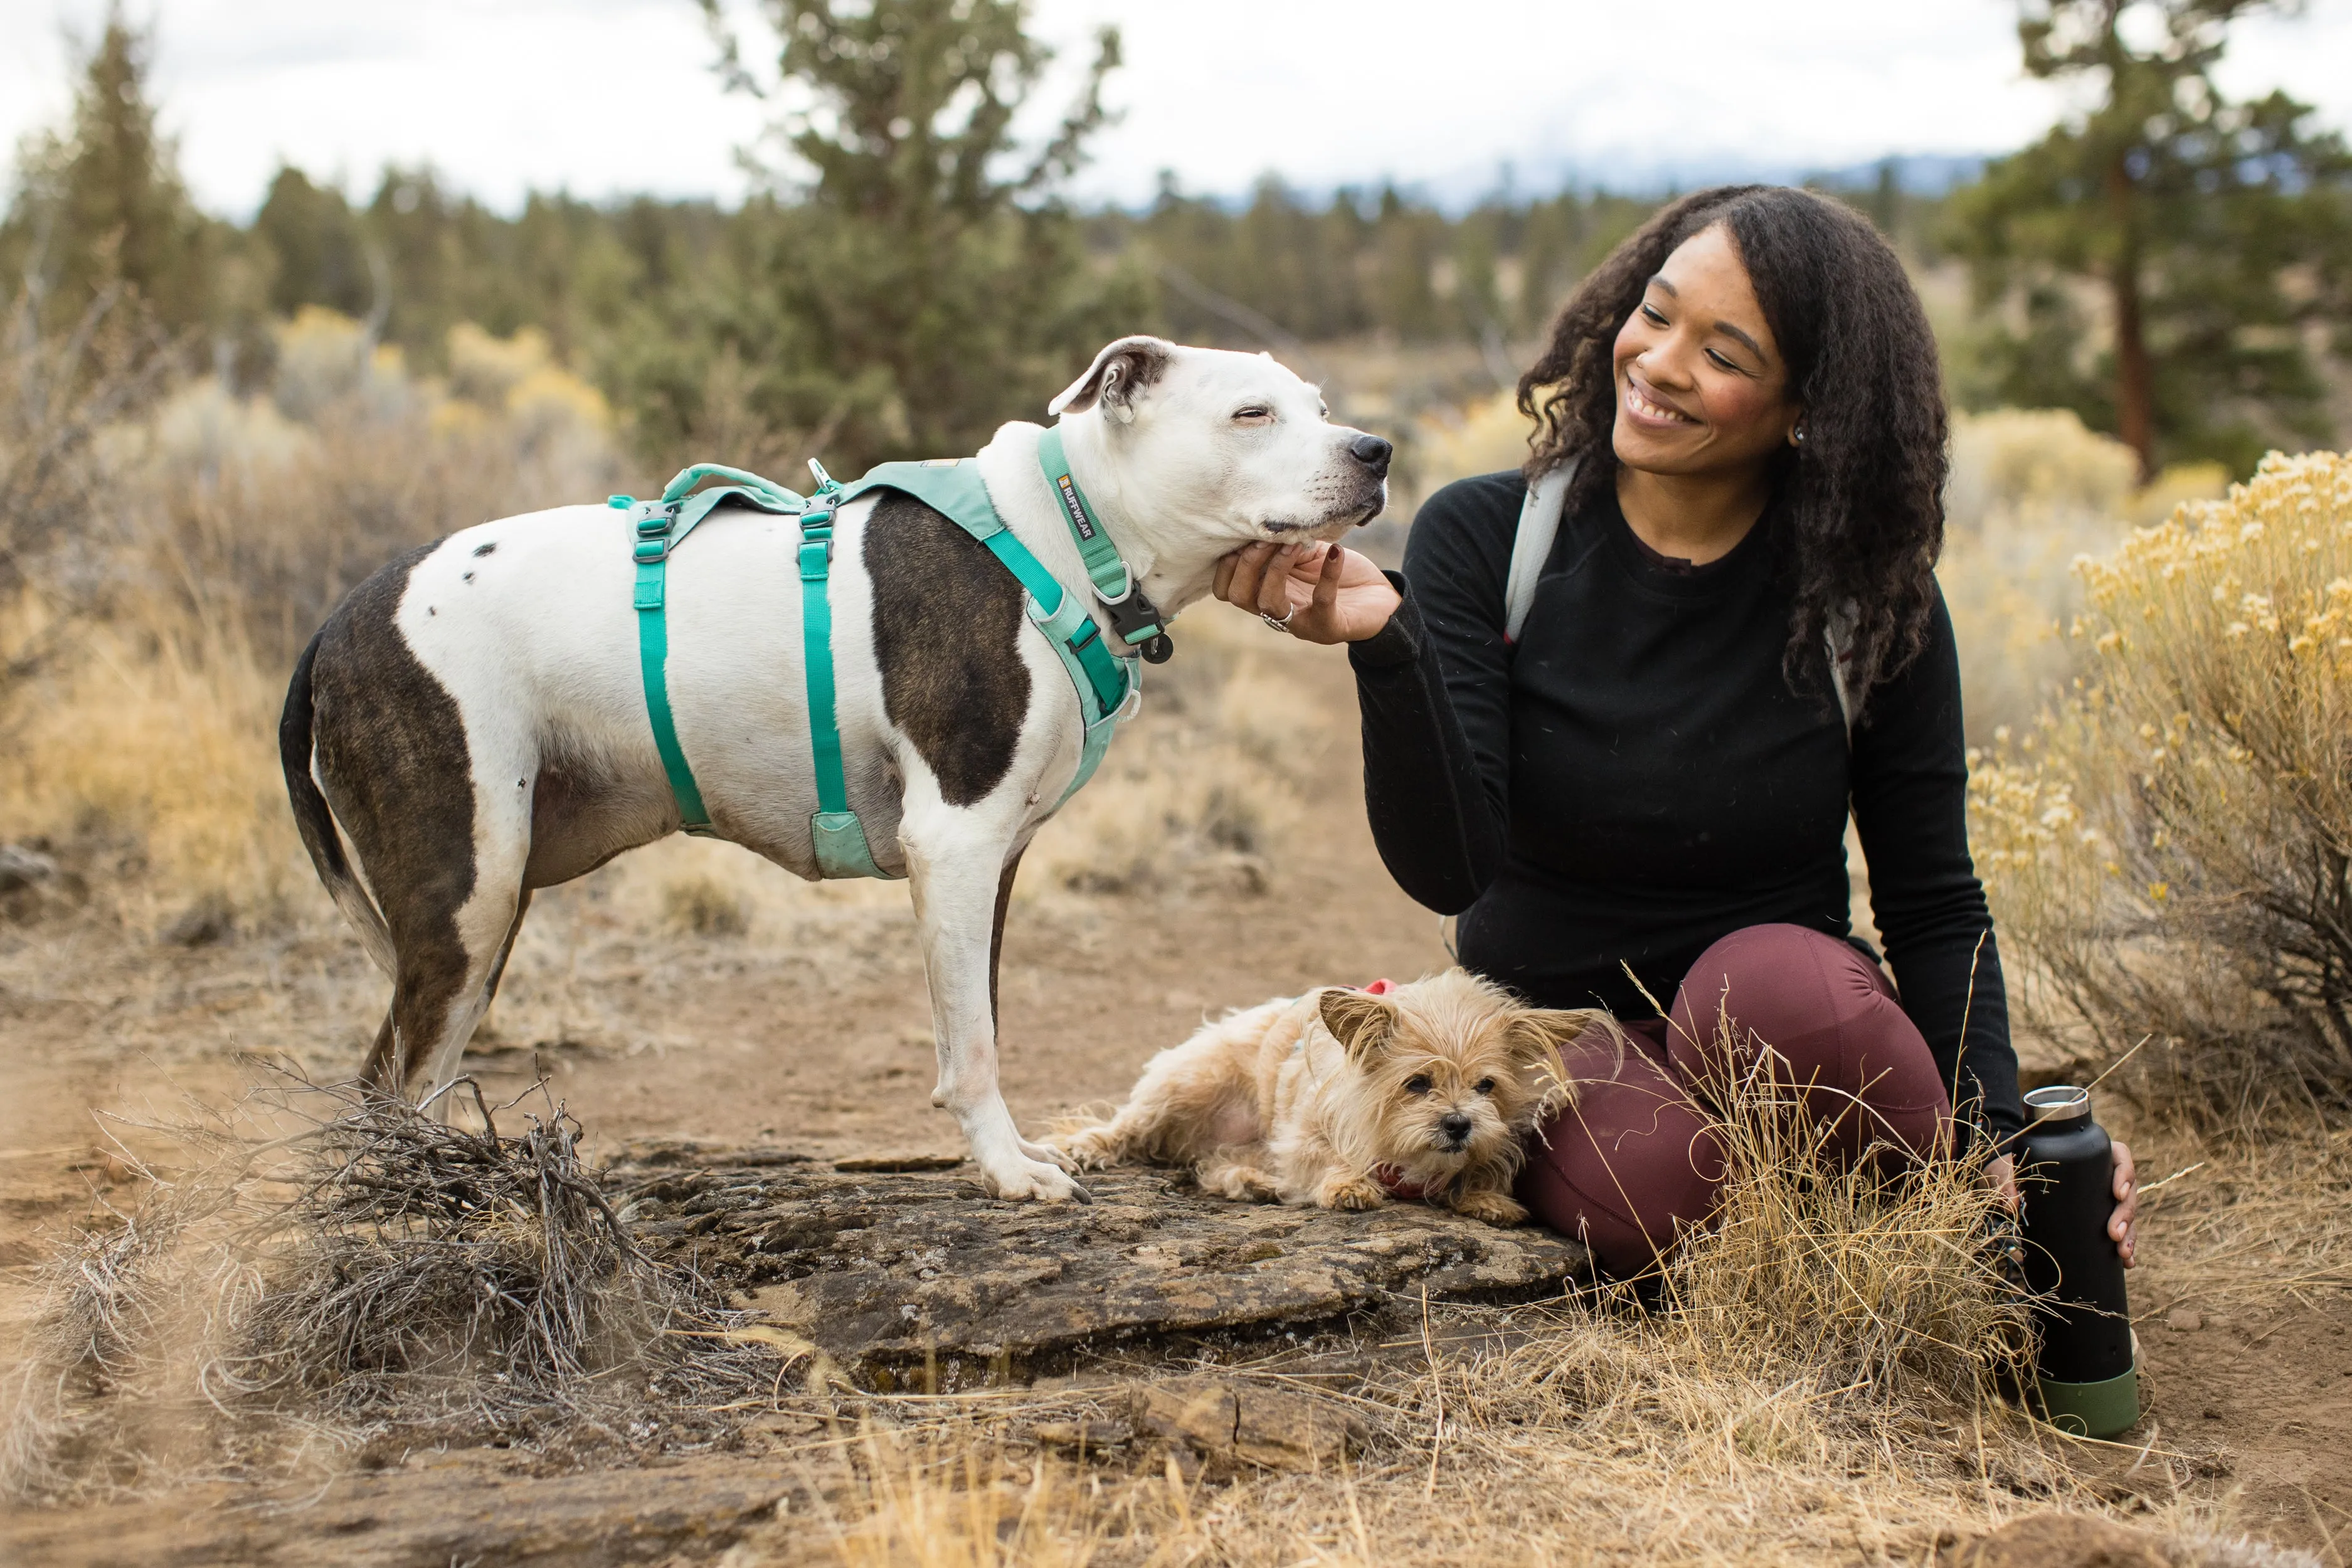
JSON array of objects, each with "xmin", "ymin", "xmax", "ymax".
[{"xmin": 280, "ymin": 627, "xmax": 396, "ymax": 977}]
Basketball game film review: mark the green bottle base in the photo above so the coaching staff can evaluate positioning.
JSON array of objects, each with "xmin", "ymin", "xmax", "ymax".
[{"xmin": 2034, "ymin": 1361, "xmax": 2140, "ymax": 1438}]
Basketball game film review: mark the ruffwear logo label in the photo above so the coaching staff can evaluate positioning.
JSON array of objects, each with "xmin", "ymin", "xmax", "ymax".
[{"xmin": 1055, "ymin": 474, "xmax": 1096, "ymax": 542}]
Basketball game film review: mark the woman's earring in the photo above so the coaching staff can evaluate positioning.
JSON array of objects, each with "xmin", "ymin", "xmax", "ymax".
[{"xmin": 1790, "ymin": 423, "xmax": 1808, "ymax": 448}]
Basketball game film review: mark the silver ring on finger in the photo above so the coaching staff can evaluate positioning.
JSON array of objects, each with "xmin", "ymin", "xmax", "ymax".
[{"xmin": 1259, "ymin": 606, "xmax": 1296, "ymax": 634}]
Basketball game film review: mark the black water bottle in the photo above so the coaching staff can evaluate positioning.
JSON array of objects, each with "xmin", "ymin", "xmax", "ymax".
[{"xmin": 2016, "ymin": 1084, "xmax": 2138, "ymax": 1436}]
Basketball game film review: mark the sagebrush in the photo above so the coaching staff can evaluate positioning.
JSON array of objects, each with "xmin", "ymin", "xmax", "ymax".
[{"xmin": 1972, "ymin": 449, "xmax": 2352, "ymax": 1118}]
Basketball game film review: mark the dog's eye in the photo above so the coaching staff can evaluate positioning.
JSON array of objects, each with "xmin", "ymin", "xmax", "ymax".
[
  {"xmin": 1233, "ymin": 406, "xmax": 1273, "ymax": 423},
  {"xmin": 1404, "ymin": 1074, "xmax": 1433, "ymax": 1095},
  {"xmin": 1475, "ymin": 1077, "xmax": 1497, "ymax": 1095}
]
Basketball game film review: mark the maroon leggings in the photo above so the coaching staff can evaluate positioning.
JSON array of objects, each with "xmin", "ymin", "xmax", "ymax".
[{"xmin": 1514, "ymin": 923, "xmax": 1954, "ymax": 1276}]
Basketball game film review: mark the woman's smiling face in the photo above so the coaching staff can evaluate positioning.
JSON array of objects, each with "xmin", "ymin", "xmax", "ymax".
[{"xmin": 1609, "ymin": 222, "xmax": 1801, "ymax": 479}]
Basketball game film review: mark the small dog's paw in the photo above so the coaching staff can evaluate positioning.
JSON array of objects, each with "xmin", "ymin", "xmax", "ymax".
[
  {"xmin": 1198, "ymin": 1163, "xmax": 1279, "ymax": 1202},
  {"xmin": 1319, "ymin": 1175, "xmax": 1387, "ymax": 1212},
  {"xmin": 1450, "ymin": 1190, "xmax": 1527, "ymax": 1227},
  {"xmin": 1040, "ymin": 1129, "xmax": 1114, "ymax": 1171}
]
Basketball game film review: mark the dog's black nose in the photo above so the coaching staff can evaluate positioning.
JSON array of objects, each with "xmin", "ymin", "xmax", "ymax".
[
  {"xmin": 1439, "ymin": 1112, "xmax": 1473, "ymax": 1144},
  {"xmin": 1348, "ymin": 433, "xmax": 1392, "ymax": 471}
]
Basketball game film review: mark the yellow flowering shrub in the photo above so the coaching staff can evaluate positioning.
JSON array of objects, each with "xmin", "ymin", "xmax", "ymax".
[{"xmin": 1969, "ymin": 450, "xmax": 2352, "ymax": 1116}]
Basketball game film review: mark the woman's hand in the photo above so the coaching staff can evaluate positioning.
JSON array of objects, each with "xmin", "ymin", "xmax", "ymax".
[
  {"xmin": 1212, "ymin": 541, "xmax": 1401, "ymax": 644},
  {"xmin": 2107, "ymin": 1139, "xmax": 2139, "ymax": 1266},
  {"xmin": 1984, "ymin": 1141, "xmax": 2139, "ymax": 1266}
]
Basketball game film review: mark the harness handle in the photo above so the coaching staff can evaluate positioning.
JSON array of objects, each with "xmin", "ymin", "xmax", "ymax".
[{"xmin": 661, "ymin": 462, "xmax": 806, "ymax": 512}]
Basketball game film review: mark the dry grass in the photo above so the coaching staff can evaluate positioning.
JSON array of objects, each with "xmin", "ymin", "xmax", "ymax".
[
  {"xmin": 0, "ymin": 585, "xmax": 293, "ymax": 924},
  {"xmin": 2123, "ymin": 1111, "xmax": 2352, "ymax": 1319},
  {"xmin": 1970, "ymin": 450, "xmax": 2352, "ymax": 1118}
]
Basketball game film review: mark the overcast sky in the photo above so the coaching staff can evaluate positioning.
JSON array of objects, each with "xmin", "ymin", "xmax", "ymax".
[{"xmin": 3, "ymin": 0, "xmax": 2348, "ymax": 216}]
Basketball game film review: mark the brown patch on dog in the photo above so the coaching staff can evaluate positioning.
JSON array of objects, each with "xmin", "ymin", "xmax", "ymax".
[
  {"xmin": 307, "ymin": 541, "xmax": 479, "ymax": 1087},
  {"xmin": 864, "ymin": 492, "xmax": 1031, "ymax": 808}
]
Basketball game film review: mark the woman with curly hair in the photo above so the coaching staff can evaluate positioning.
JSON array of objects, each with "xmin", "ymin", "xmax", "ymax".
[{"xmin": 1214, "ymin": 185, "xmax": 2140, "ymax": 1275}]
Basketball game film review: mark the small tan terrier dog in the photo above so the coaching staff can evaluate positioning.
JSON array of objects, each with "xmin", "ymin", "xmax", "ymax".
[{"xmin": 1049, "ymin": 970, "xmax": 1612, "ymax": 1225}]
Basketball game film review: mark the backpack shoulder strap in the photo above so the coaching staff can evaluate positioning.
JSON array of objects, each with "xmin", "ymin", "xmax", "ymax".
[
  {"xmin": 1503, "ymin": 457, "xmax": 1577, "ymax": 645},
  {"xmin": 1825, "ymin": 600, "xmax": 1860, "ymax": 738}
]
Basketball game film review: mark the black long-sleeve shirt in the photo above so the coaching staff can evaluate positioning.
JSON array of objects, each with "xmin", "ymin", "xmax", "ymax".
[{"xmin": 1349, "ymin": 470, "xmax": 2023, "ymax": 1145}]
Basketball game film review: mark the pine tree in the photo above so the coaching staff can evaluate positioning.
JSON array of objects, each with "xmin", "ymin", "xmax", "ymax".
[
  {"xmin": 1948, "ymin": 0, "xmax": 2352, "ymax": 478},
  {"xmin": 689, "ymin": 0, "xmax": 1148, "ymax": 467},
  {"xmin": 0, "ymin": 8, "xmax": 211, "ymax": 334},
  {"xmin": 253, "ymin": 166, "xmax": 371, "ymax": 320}
]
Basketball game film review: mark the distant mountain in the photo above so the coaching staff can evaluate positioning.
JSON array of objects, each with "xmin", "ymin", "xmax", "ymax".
[{"xmin": 1106, "ymin": 151, "xmax": 1991, "ymax": 215}]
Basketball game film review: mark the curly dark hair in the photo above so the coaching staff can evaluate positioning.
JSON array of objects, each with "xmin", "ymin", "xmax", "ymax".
[{"xmin": 1517, "ymin": 186, "xmax": 1948, "ymax": 710}]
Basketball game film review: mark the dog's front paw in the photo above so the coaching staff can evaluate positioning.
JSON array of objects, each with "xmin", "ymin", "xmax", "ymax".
[
  {"xmin": 1318, "ymin": 1174, "xmax": 1387, "ymax": 1212},
  {"xmin": 982, "ymin": 1155, "xmax": 1094, "ymax": 1205},
  {"xmin": 1449, "ymin": 1189, "xmax": 1527, "ymax": 1227}
]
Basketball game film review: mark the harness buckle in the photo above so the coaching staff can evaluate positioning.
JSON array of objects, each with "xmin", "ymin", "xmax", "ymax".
[
  {"xmin": 798, "ymin": 538, "xmax": 832, "ymax": 580},
  {"xmin": 633, "ymin": 538, "xmax": 669, "ymax": 564},
  {"xmin": 1100, "ymin": 584, "xmax": 1170, "ymax": 654}
]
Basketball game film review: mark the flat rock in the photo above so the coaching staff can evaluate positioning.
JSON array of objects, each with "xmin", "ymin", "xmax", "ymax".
[
  {"xmin": 609, "ymin": 1158, "xmax": 1589, "ymax": 1384},
  {"xmin": 1132, "ymin": 1376, "xmax": 1368, "ymax": 1473}
]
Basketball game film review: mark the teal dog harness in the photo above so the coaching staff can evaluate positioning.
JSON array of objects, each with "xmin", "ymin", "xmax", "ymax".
[{"xmin": 612, "ymin": 435, "xmax": 1163, "ymax": 879}]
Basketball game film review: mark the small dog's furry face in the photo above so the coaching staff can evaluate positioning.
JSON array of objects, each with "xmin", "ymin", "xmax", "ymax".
[{"xmin": 1315, "ymin": 971, "xmax": 1599, "ymax": 1198}]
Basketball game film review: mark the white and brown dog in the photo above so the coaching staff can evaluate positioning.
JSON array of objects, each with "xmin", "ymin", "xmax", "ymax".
[
  {"xmin": 1051, "ymin": 972, "xmax": 1612, "ymax": 1226},
  {"xmin": 279, "ymin": 336, "xmax": 1391, "ymax": 1204}
]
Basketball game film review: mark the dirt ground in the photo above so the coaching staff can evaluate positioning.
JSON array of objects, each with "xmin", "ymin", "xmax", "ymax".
[{"xmin": 3, "ymin": 645, "xmax": 2348, "ymax": 1562}]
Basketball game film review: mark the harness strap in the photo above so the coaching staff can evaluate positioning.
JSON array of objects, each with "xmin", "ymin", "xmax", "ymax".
[
  {"xmin": 796, "ymin": 467, "xmax": 894, "ymax": 879},
  {"xmin": 625, "ymin": 495, "xmax": 718, "ymax": 837},
  {"xmin": 1037, "ymin": 426, "xmax": 1171, "ymax": 660}
]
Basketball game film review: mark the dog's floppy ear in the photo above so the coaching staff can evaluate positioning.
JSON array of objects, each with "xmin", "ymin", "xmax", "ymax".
[
  {"xmin": 1049, "ymin": 336, "xmax": 1175, "ymax": 425},
  {"xmin": 1318, "ymin": 988, "xmax": 1397, "ymax": 1064}
]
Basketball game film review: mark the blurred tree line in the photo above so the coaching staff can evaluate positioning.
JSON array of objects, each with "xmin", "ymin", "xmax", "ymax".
[{"xmin": 3, "ymin": 1, "xmax": 2346, "ymax": 482}]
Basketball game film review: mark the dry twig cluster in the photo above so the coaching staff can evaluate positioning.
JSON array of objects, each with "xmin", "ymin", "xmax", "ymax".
[{"xmin": 0, "ymin": 1077, "xmax": 782, "ymax": 1502}]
